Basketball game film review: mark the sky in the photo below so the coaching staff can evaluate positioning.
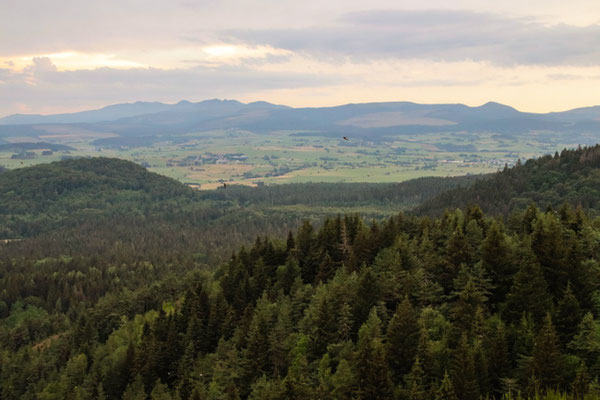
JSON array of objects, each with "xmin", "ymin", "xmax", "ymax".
[{"xmin": 1, "ymin": 0, "xmax": 600, "ymax": 116}]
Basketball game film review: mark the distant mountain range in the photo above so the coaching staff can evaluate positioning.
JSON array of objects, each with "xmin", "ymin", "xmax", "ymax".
[{"xmin": 1, "ymin": 99, "xmax": 600, "ymax": 142}]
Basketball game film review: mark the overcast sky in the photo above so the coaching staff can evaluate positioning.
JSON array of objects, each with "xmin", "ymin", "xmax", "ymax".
[{"xmin": 1, "ymin": 0, "xmax": 600, "ymax": 116}]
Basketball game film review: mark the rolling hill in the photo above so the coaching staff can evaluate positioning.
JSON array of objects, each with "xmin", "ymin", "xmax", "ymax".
[
  {"xmin": 416, "ymin": 144, "xmax": 600, "ymax": 216},
  {"xmin": 0, "ymin": 158, "xmax": 480, "ymax": 263},
  {"xmin": 2, "ymin": 150, "xmax": 600, "ymax": 400},
  {"xmin": 1, "ymin": 99, "xmax": 600, "ymax": 143}
]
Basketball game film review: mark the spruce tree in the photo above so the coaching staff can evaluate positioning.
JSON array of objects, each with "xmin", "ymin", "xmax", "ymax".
[
  {"xmin": 442, "ymin": 226, "xmax": 470, "ymax": 293},
  {"xmin": 243, "ymin": 295, "xmax": 274, "ymax": 384},
  {"xmin": 435, "ymin": 371, "xmax": 458, "ymax": 400},
  {"xmin": 451, "ymin": 332, "xmax": 479, "ymax": 400},
  {"xmin": 415, "ymin": 326, "xmax": 435, "ymax": 386},
  {"xmin": 480, "ymin": 220, "xmax": 514, "ymax": 305},
  {"xmin": 405, "ymin": 357, "xmax": 427, "ymax": 400},
  {"xmin": 572, "ymin": 361, "xmax": 591, "ymax": 399},
  {"xmin": 385, "ymin": 296, "xmax": 420, "ymax": 382},
  {"xmin": 269, "ymin": 300, "xmax": 293, "ymax": 378},
  {"xmin": 150, "ymin": 379, "xmax": 173, "ymax": 400},
  {"xmin": 505, "ymin": 242, "xmax": 551, "ymax": 325},
  {"xmin": 354, "ymin": 308, "xmax": 393, "ymax": 400},
  {"xmin": 532, "ymin": 314, "xmax": 564, "ymax": 390},
  {"xmin": 337, "ymin": 301, "xmax": 353, "ymax": 342},
  {"xmin": 554, "ymin": 282, "xmax": 582, "ymax": 347},
  {"xmin": 353, "ymin": 267, "xmax": 380, "ymax": 329},
  {"xmin": 332, "ymin": 359, "xmax": 357, "ymax": 400},
  {"xmin": 286, "ymin": 230, "xmax": 295, "ymax": 254},
  {"xmin": 568, "ymin": 312, "xmax": 600, "ymax": 374},
  {"xmin": 485, "ymin": 317, "xmax": 510, "ymax": 397},
  {"xmin": 122, "ymin": 375, "xmax": 146, "ymax": 400}
]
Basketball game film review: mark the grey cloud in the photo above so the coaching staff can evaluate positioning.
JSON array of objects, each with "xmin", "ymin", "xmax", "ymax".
[
  {"xmin": 0, "ymin": 63, "xmax": 341, "ymax": 115},
  {"xmin": 224, "ymin": 9, "xmax": 600, "ymax": 66},
  {"xmin": 28, "ymin": 57, "xmax": 58, "ymax": 73}
]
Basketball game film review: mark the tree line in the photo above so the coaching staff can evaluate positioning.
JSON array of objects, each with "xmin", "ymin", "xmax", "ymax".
[{"xmin": 1, "ymin": 203, "xmax": 599, "ymax": 399}]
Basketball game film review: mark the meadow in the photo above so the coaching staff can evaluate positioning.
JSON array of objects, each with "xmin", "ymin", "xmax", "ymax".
[{"xmin": 0, "ymin": 128, "xmax": 580, "ymax": 188}]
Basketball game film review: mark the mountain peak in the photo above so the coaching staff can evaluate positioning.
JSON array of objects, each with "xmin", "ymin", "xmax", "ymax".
[{"xmin": 478, "ymin": 101, "xmax": 516, "ymax": 110}]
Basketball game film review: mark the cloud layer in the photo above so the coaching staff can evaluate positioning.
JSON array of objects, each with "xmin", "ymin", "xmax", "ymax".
[
  {"xmin": 0, "ymin": 58, "xmax": 339, "ymax": 114},
  {"xmin": 2, "ymin": 1, "xmax": 600, "ymax": 115},
  {"xmin": 226, "ymin": 10, "xmax": 600, "ymax": 66}
]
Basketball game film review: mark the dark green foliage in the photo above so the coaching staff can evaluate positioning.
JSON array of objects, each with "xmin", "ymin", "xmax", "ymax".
[
  {"xmin": 354, "ymin": 308, "xmax": 393, "ymax": 399},
  {"xmin": 436, "ymin": 371, "xmax": 459, "ymax": 400},
  {"xmin": 554, "ymin": 283, "xmax": 582, "ymax": 348},
  {"xmin": 451, "ymin": 333, "xmax": 480, "ymax": 400},
  {"xmin": 532, "ymin": 314, "xmax": 565, "ymax": 390},
  {"xmin": 386, "ymin": 296, "xmax": 420, "ymax": 381},
  {"xmin": 417, "ymin": 144, "xmax": 600, "ymax": 216},
  {"xmin": 1, "ymin": 148, "xmax": 600, "ymax": 399},
  {"xmin": 505, "ymin": 243, "xmax": 552, "ymax": 324}
]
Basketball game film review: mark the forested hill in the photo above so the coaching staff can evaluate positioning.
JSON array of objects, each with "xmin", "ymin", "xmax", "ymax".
[
  {"xmin": 0, "ymin": 157, "xmax": 299, "ymax": 263},
  {"xmin": 0, "ymin": 157, "xmax": 482, "ymax": 266},
  {"xmin": 2, "ymin": 155, "xmax": 600, "ymax": 398},
  {"xmin": 416, "ymin": 144, "xmax": 600, "ymax": 216},
  {"xmin": 0, "ymin": 157, "xmax": 200, "ymax": 238},
  {"xmin": 0, "ymin": 157, "xmax": 481, "ymax": 242}
]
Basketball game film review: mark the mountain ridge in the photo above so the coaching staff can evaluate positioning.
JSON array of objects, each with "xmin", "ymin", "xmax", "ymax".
[{"xmin": 3, "ymin": 100, "xmax": 600, "ymax": 140}]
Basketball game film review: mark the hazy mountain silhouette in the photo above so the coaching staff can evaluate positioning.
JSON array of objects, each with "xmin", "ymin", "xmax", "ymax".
[{"xmin": 1, "ymin": 99, "xmax": 599, "ymax": 141}]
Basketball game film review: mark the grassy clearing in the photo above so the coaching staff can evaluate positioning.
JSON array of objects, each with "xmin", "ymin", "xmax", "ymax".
[{"xmin": 0, "ymin": 129, "xmax": 579, "ymax": 188}]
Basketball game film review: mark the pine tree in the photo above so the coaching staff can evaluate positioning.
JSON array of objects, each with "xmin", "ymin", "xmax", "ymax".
[
  {"xmin": 243, "ymin": 295, "xmax": 274, "ymax": 382},
  {"xmin": 269, "ymin": 300, "xmax": 293, "ymax": 378},
  {"xmin": 485, "ymin": 316, "xmax": 510, "ymax": 397},
  {"xmin": 274, "ymin": 256, "xmax": 300, "ymax": 295},
  {"xmin": 450, "ymin": 264, "xmax": 491, "ymax": 333},
  {"xmin": 505, "ymin": 243, "xmax": 551, "ymax": 325},
  {"xmin": 385, "ymin": 296, "xmax": 420, "ymax": 382},
  {"xmin": 315, "ymin": 354, "xmax": 333, "ymax": 399},
  {"xmin": 568, "ymin": 312, "xmax": 600, "ymax": 374},
  {"xmin": 532, "ymin": 314, "xmax": 564, "ymax": 390},
  {"xmin": 281, "ymin": 334, "xmax": 314, "ymax": 399},
  {"xmin": 332, "ymin": 359, "xmax": 357, "ymax": 400},
  {"xmin": 415, "ymin": 326, "xmax": 435, "ymax": 386},
  {"xmin": 97, "ymin": 383, "xmax": 107, "ymax": 400},
  {"xmin": 451, "ymin": 332, "xmax": 479, "ymax": 400},
  {"xmin": 554, "ymin": 282, "xmax": 582, "ymax": 347},
  {"xmin": 286, "ymin": 231, "xmax": 295, "ymax": 253},
  {"xmin": 473, "ymin": 339, "xmax": 490, "ymax": 397},
  {"xmin": 151, "ymin": 379, "xmax": 173, "ymax": 400},
  {"xmin": 480, "ymin": 220, "xmax": 514, "ymax": 306},
  {"xmin": 353, "ymin": 267, "xmax": 380, "ymax": 329},
  {"xmin": 354, "ymin": 308, "xmax": 393, "ymax": 400},
  {"xmin": 435, "ymin": 371, "xmax": 458, "ymax": 400},
  {"xmin": 122, "ymin": 375, "xmax": 146, "ymax": 400},
  {"xmin": 530, "ymin": 213, "xmax": 568, "ymax": 296},
  {"xmin": 248, "ymin": 375, "xmax": 284, "ymax": 400},
  {"xmin": 405, "ymin": 357, "xmax": 427, "ymax": 400},
  {"xmin": 315, "ymin": 250, "xmax": 337, "ymax": 284},
  {"xmin": 335, "ymin": 301, "xmax": 353, "ymax": 343},
  {"xmin": 442, "ymin": 226, "xmax": 470, "ymax": 293},
  {"xmin": 572, "ymin": 361, "xmax": 591, "ymax": 399},
  {"xmin": 464, "ymin": 219, "xmax": 483, "ymax": 261}
]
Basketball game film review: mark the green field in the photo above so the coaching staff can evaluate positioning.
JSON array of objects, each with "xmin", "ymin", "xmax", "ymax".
[{"xmin": 0, "ymin": 129, "xmax": 579, "ymax": 188}]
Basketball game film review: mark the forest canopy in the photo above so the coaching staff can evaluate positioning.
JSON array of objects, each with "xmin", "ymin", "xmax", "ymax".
[{"xmin": 1, "ymin": 146, "xmax": 600, "ymax": 399}]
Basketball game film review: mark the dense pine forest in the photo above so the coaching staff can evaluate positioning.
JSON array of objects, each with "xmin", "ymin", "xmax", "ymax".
[
  {"xmin": 417, "ymin": 145, "xmax": 600, "ymax": 217},
  {"xmin": 1, "ymin": 146, "xmax": 600, "ymax": 399}
]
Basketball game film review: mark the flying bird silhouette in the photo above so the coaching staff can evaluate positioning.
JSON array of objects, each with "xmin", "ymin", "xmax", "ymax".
[{"xmin": 342, "ymin": 136, "xmax": 349, "ymax": 141}]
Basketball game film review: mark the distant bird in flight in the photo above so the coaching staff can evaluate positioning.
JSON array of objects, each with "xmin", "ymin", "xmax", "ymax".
[{"xmin": 342, "ymin": 136, "xmax": 349, "ymax": 141}]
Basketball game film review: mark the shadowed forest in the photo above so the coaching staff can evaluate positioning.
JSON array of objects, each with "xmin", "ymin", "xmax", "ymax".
[{"xmin": 1, "ymin": 146, "xmax": 600, "ymax": 399}]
